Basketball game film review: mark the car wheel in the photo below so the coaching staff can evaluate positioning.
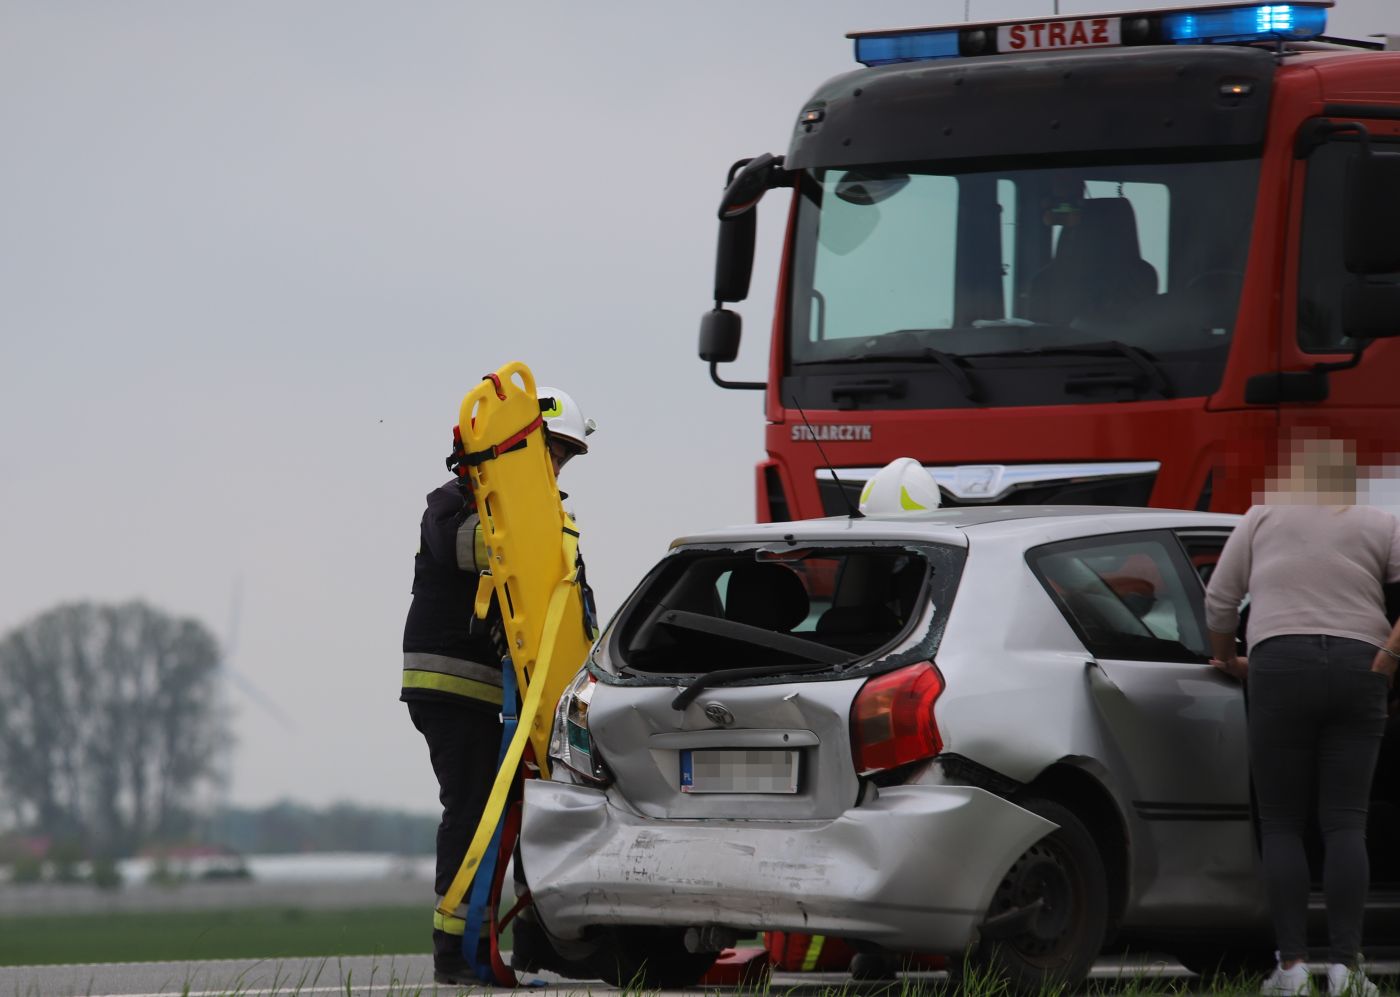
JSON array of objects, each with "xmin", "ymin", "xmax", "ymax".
[
  {"xmin": 958, "ymin": 797, "xmax": 1108, "ymax": 995},
  {"xmin": 849, "ymin": 951, "xmax": 898, "ymax": 981},
  {"xmin": 1173, "ymin": 945, "xmax": 1275, "ymax": 981},
  {"xmin": 588, "ymin": 926, "xmax": 718, "ymax": 988}
]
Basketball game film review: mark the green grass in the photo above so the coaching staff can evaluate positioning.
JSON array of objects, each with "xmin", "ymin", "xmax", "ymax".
[{"xmin": 0, "ymin": 906, "xmax": 433, "ymax": 966}]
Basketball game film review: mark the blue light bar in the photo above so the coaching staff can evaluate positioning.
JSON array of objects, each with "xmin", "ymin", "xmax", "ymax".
[
  {"xmin": 850, "ymin": 3, "xmax": 1330, "ymax": 67},
  {"xmin": 1164, "ymin": 5, "xmax": 1327, "ymax": 44},
  {"xmin": 854, "ymin": 27, "xmax": 960, "ymax": 67}
]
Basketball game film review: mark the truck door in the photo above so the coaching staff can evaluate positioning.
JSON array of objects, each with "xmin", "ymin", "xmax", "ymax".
[{"xmin": 1028, "ymin": 529, "xmax": 1262, "ymax": 918}]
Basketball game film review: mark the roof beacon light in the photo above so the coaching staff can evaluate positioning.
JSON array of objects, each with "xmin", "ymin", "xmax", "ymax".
[
  {"xmin": 1164, "ymin": 4, "xmax": 1326, "ymax": 44},
  {"xmin": 850, "ymin": 2, "xmax": 1331, "ymax": 67},
  {"xmin": 853, "ymin": 27, "xmax": 961, "ymax": 67}
]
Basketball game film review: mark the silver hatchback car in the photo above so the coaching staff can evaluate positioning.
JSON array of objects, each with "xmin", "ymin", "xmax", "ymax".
[{"xmin": 519, "ymin": 507, "xmax": 1400, "ymax": 991}]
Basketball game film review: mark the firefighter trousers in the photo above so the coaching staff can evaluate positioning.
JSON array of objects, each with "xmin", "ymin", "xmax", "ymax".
[{"xmin": 407, "ymin": 698, "xmax": 503, "ymax": 971}]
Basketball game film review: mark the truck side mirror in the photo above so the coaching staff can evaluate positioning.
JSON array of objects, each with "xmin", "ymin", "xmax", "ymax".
[
  {"xmin": 714, "ymin": 212, "xmax": 756, "ymax": 303},
  {"xmin": 712, "ymin": 153, "xmax": 788, "ymax": 304},
  {"xmin": 1344, "ymin": 145, "xmax": 1400, "ymax": 275},
  {"xmin": 1341, "ymin": 136, "xmax": 1400, "ymax": 340},
  {"xmin": 699, "ymin": 308, "xmax": 742, "ymax": 363},
  {"xmin": 1343, "ymin": 282, "xmax": 1400, "ymax": 339},
  {"xmin": 701, "ymin": 154, "xmax": 787, "ymax": 391},
  {"xmin": 718, "ymin": 153, "xmax": 783, "ymax": 220},
  {"xmin": 698, "ymin": 309, "xmax": 763, "ymax": 391}
]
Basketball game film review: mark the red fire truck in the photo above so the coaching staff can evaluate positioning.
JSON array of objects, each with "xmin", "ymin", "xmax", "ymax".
[{"xmin": 699, "ymin": 0, "xmax": 1400, "ymax": 522}]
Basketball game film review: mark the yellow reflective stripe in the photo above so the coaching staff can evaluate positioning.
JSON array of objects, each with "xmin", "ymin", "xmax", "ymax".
[
  {"xmin": 860, "ymin": 480, "xmax": 875, "ymax": 505},
  {"xmin": 434, "ymin": 911, "xmax": 466, "ymax": 936},
  {"xmin": 899, "ymin": 485, "xmax": 927, "ymax": 511},
  {"xmin": 403, "ymin": 652, "xmax": 501, "ymax": 687},
  {"xmin": 474, "ymin": 524, "xmax": 489, "ymax": 572},
  {"xmin": 402, "ymin": 670, "xmax": 504, "ymax": 705},
  {"xmin": 802, "ymin": 935, "xmax": 826, "ymax": 971},
  {"xmin": 457, "ymin": 516, "xmax": 489, "ymax": 573}
]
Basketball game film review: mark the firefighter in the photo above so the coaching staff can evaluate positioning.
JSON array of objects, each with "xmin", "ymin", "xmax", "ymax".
[{"xmin": 401, "ymin": 386, "xmax": 594, "ymax": 986}]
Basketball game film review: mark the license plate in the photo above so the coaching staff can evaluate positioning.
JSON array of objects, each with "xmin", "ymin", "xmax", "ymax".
[
  {"xmin": 998, "ymin": 16, "xmax": 1121, "ymax": 53},
  {"xmin": 680, "ymin": 749, "xmax": 799, "ymax": 794}
]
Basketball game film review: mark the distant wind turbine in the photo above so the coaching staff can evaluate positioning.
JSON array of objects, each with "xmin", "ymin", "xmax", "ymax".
[{"xmin": 222, "ymin": 577, "xmax": 297, "ymax": 731}]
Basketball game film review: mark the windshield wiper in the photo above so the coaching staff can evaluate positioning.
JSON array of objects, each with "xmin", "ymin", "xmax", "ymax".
[
  {"xmin": 658, "ymin": 608, "xmax": 848, "ymax": 710},
  {"xmin": 965, "ymin": 340, "xmax": 1172, "ymax": 399},
  {"xmin": 671, "ymin": 661, "xmax": 839, "ymax": 711},
  {"xmin": 797, "ymin": 346, "xmax": 980, "ymax": 402}
]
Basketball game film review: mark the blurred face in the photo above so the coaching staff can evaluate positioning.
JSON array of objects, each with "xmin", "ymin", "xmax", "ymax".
[{"xmin": 1259, "ymin": 429, "xmax": 1359, "ymax": 503}]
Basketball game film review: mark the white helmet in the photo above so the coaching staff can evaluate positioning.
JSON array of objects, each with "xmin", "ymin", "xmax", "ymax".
[
  {"xmin": 858, "ymin": 458, "xmax": 942, "ymax": 516},
  {"xmin": 538, "ymin": 387, "xmax": 596, "ymax": 455}
]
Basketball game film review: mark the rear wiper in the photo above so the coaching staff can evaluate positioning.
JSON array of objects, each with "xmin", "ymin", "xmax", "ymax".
[
  {"xmin": 797, "ymin": 347, "xmax": 980, "ymax": 401},
  {"xmin": 965, "ymin": 340, "xmax": 1171, "ymax": 399},
  {"xmin": 671, "ymin": 660, "xmax": 838, "ymax": 712},
  {"xmin": 658, "ymin": 609, "xmax": 848, "ymax": 711}
]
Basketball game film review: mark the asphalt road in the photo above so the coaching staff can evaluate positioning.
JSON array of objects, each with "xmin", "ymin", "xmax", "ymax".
[
  {"xmin": 6, "ymin": 955, "xmax": 1398, "ymax": 997},
  {"xmin": 0, "ymin": 954, "xmax": 1218, "ymax": 997}
]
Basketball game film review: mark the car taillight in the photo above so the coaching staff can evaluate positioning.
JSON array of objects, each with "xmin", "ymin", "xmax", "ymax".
[
  {"xmin": 850, "ymin": 662, "xmax": 944, "ymax": 774},
  {"xmin": 548, "ymin": 668, "xmax": 612, "ymax": 785}
]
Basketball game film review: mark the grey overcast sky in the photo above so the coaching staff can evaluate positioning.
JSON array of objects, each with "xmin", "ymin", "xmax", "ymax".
[{"xmin": 2, "ymin": 1, "xmax": 1395, "ymax": 815}]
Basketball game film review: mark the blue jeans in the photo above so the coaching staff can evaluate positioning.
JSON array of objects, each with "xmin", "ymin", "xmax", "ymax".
[{"xmin": 1248, "ymin": 634, "xmax": 1388, "ymax": 966}]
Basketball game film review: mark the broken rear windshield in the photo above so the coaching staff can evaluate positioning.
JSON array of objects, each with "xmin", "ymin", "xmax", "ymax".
[{"xmin": 609, "ymin": 542, "xmax": 964, "ymax": 677}]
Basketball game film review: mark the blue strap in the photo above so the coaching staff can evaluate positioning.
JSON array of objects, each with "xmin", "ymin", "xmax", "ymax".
[{"xmin": 461, "ymin": 657, "xmax": 520, "ymax": 981}]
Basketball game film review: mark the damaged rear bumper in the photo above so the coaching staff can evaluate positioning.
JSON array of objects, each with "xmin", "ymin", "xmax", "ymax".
[{"xmin": 520, "ymin": 779, "xmax": 1055, "ymax": 952}]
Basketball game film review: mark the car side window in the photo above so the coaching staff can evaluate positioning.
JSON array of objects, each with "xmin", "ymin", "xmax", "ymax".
[
  {"xmin": 1028, "ymin": 532, "xmax": 1209, "ymax": 663},
  {"xmin": 1176, "ymin": 528, "xmax": 1245, "ymax": 643},
  {"xmin": 1174, "ymin": 529, "xmax": 1230, "ymax": 587}
]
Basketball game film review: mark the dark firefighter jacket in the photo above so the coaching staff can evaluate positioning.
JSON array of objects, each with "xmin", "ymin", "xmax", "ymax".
[{"xmin": 401, "ymin": 478, "xmax": 503, "ymax": 707}]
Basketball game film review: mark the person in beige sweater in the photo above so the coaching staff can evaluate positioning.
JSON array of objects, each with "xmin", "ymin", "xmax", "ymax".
[{"xmin": 1205, "ymin": 435, "xmax": 1399, "ymax": 997}]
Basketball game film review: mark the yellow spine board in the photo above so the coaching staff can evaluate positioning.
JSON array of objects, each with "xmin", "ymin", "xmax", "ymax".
[{"xmin": 436, "ymin": 360, "xmax": 594, "ymax": 919}]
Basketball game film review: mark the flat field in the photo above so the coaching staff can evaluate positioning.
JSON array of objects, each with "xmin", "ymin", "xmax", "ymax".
[{"xmin": 0, "ymin": 906, "xmax": 435, "ymax": 966}]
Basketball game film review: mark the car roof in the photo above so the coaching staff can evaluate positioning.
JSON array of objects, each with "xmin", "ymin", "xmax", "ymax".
[{"xmin": 669, "ymin": 505, "xmax": 1239, "ymax": 549}]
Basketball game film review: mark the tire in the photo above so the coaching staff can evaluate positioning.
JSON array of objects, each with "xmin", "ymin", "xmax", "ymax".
[
  {"xmin": 957, "ymin": 797, "xmax": 1109, "ymax": 996},
  {"xmin": 1173, "ymin": 945, "xmax": 1275, "ymax": 982},
  {"xmin": 849, "ymin": 952, "xmax": 898, "ymax": 981},
  {"xmin": 588, "ymin": 926, "xmax": 718, "ymax": 988}
]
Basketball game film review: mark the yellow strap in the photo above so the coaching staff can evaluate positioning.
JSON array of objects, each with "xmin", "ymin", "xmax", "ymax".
[
  {"xmin": 474, "ymin": 572, "xmax": 494, "ymax": 620},
  {"xmin": 401, "ymin": 670, "xmax": 504, "ymax": 706},
  {"xmin": 561, "ymin": 514, "xmax": 580, "ymax": 582},
  {"xmin": 433, "ymin": 911, "xmax": 466, "ymax": 935},
  {"xmin": 436, "ymin": 571, "xmax": 577, "ymax": 919},
  {"xmin": 802, "ymin": 935, "xmax": 826, "ymax": 971}
]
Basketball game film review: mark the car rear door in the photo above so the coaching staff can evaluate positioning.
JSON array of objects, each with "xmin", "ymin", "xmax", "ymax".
[{"xmin": 1027, "ymin": 528, "xmax": 1262, "ymax": 916}]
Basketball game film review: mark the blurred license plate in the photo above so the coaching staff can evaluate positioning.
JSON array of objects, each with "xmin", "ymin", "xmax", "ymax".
[{"xmin": 679, "ymin": 749, "xmax": 799, "ymax": 794}]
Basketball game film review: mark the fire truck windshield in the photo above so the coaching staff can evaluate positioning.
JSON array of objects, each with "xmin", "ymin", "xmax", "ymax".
[{"xmin": 786, "ymin": 153, "xmax": 1262, "ymax": 408}]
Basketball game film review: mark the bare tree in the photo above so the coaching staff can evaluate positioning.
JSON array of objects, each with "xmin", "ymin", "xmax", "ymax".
[{"xmin": 0, "ymin": 602, "xmax": 231, "ymax": 855}]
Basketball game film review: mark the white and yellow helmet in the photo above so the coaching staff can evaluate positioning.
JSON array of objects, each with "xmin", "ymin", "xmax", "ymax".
[
  {"xmin": 858, "ymin": 458, "xmax": 942, "ymax": 516},
  {"xmin": 538, "ymin": 386, "xmax": 597, "ymax": 455}
]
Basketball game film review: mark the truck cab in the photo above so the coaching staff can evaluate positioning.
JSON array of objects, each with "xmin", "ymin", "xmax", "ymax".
[{"xmin": 699, "ymin": 1, "xmax": 1400, "ymax": 521}]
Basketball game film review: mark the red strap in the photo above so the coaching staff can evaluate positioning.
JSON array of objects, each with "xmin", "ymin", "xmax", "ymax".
[
  {"xmin": 464, "ymin": 414, "xmax": 544, "ymax": 467},
  {"xmin": 487, "ymin": 801, "xmax": 524, "ymax": 986},
  {"xmin": 483, "ymin": 372, "xmax": 507, "ymax": 401},
  {"xmin": 494, "ymin": 415, "xmax": 543, "ymax": 455}
]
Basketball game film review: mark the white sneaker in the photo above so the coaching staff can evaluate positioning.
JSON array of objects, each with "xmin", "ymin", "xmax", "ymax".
[
  {"xmin": 1326, "ymin": 963, "xmax": 1379, "ymax": 997},
  {"xmin": 1262, "ymin": 961, "xmax": 1313, "ymax": 997}
]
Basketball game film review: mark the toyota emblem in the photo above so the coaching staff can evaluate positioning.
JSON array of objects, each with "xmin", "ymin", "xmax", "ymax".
[{"xmin": 703, "ymin": 702, "xmax": 735, "ymax": 727}]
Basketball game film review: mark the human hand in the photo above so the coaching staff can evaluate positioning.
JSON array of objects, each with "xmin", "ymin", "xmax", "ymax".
[
  {"xmin": 1371, "ymin": 649, "xmax": 1397, "ymax": 688},
  {"xmin": 1209, "ymin": 656, "xmax": 1248, "ymax": 682}
]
